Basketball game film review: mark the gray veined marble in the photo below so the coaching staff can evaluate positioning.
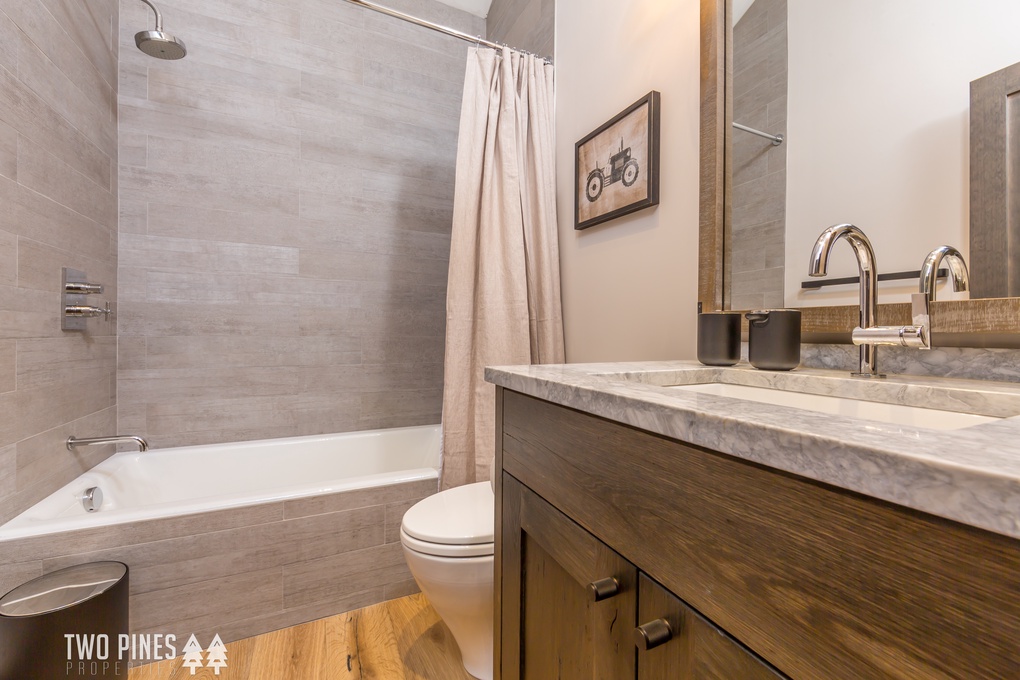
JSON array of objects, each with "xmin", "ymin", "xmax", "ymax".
[
  {"xmin": 485, "ymin": 360, "xmax": 1020, "ymax": 539},
  {"xmin": 800, "ymin": 343, "xmax": 1020, "ymax": 383}
]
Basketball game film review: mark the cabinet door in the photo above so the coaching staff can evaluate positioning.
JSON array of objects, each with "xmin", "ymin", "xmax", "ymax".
[
  {"xmin": 637, "ymin": 573, "xmax": 784, "ymax": 679},
  {"xmin": 501, "ymin": 474, "xmax": 637, "ymax": 680}
]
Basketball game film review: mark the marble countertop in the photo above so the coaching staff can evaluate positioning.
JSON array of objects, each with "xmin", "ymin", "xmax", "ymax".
[{"xmin": 485, "ymin": 361, "xmax": 1020, "ymax": 540}]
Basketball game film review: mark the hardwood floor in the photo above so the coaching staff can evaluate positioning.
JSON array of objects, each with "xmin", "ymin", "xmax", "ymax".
[{"xmin": 128, "ymin": 593, "xmax": 476, "ymax": 680}]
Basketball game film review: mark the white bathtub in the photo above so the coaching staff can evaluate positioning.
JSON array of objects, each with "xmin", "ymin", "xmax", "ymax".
[{"xmin": 0, "ymin": 424, "xmax": 441, "ymax": 541}]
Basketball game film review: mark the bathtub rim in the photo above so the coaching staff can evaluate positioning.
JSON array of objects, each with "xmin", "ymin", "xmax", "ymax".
[{"xmin": 0, "ymin": 424, "xmax": 441, "ymax": 543}]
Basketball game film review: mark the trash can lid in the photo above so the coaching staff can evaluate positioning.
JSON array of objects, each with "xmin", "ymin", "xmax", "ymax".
[{"xmin": 0, "ymin": 562, "xmax": 127, "ymax": 618}]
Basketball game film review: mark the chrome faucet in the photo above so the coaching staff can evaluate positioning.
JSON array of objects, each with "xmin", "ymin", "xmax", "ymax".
[
  {"xmin": 810, "ymin": 230, "xmax": 971, "ymax": 378},
  {"xmin": 808, "ymin": 224, "xmax": 883, "ymax": 377},
  {"xmin": 67, "ymin": 435, "xmax": 149, "ymax": 452},
  {"xmin": 882, "ymin": 245, "xmax": 970, "ymax": 353},
  {"xmin": 848, "ymin": 245, "xmax": 971, "ymax": 356},
  {"xmin": 920, "ymin": 245, "xmax": 969, "ymax": 301}
]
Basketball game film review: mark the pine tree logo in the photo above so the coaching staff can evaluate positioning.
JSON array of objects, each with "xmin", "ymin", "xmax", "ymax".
[
  {"xmin": 181, "ymin": 635, "xmax": 205, "ymax": 675},
  {"xmin": 206, "ymin": 634, "xmax": 228, "ymax": 675}
]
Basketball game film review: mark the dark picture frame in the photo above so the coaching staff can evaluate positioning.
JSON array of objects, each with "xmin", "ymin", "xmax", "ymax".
[{"xmin": 575, "ymin": 91, "xmax": 661, "ymax": 230}]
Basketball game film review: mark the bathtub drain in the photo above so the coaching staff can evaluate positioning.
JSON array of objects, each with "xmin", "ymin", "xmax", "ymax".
[{"xmin": 81, "ymin": 487, "xmax": 104, "ymax": 512}]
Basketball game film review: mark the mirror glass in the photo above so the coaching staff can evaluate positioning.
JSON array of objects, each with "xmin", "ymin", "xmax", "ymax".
[{"xmin": 725, "ymin": 0, "xmax": 1020, "ymax": 311}]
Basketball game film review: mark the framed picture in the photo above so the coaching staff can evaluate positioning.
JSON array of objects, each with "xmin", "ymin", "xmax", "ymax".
[{"xmin": 575, "ymin": 91, "xmax": 660, "ymax": 230}]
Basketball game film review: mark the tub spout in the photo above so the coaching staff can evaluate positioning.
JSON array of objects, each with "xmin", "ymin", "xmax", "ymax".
[{"xmin": 67, "ymin": 435, "xmax": 149, "ymax": 452}]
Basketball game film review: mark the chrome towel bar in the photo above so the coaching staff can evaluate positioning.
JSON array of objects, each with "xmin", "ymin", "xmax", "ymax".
[{"xmin": 733, "ymin": 122, "xmax": 784, "ymax": 146}]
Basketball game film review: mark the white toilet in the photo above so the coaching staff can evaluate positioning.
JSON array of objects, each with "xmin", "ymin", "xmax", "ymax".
[{"xmin": 400, "ymin": 481, "xmax": 494, "ymax": 680}]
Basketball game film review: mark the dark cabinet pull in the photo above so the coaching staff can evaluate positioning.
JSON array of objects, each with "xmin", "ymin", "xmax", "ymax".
[
  {"xmin": 634, "ymin": 618, "xmax": 674, "ymax": 651},
  {"xmin": 587, "ymin": 577, "xmax": 620, "ymax": 602}
]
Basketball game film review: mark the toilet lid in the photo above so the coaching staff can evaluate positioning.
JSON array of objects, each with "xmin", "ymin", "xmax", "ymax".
[
  {"xmin": 401, "ymin": 481, "xmax": 494, "ymax": 545},
  {"xmin": 400, "ymin": 529, "xmax": 493, "ymax": 558}
]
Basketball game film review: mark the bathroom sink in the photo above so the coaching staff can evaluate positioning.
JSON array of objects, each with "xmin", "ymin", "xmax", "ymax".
[
  {"xmin": 596, "ymin": 364, "xmax": 1020, "ymax": 431},
  {"xmin": 668, "ymin": 382, "xmax": 999, "ymax": 431}
]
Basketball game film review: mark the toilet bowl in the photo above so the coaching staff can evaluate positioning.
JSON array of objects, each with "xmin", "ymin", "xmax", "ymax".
[{"xmin": 400, "ymin": 481, "xmax": 494, "ymax": 680}]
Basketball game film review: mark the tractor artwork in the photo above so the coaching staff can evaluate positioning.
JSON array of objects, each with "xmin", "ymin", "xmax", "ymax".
[{"xmin": 584, "ymin": 138, "xmax": 640, "ymax": 202}]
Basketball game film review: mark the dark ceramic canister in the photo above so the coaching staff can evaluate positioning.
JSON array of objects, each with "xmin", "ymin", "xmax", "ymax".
[
  {"xmin": 697, "ymin": 312, "xmax": 741, "ymax": 366},
  {"xmin": 0, "ymin": 562, "xmax": 129, "ymax": 679},
  {"xmin": 745, "ymin": 309, "xmax": 801, "ymax": 371}
]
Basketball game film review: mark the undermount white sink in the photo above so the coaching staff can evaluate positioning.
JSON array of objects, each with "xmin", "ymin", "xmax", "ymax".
[{"xmin": 669, "ymin": 382, "xmax": 1000, "ymax": 431}]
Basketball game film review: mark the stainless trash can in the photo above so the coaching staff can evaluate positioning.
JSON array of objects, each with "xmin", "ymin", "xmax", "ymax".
[{"xmin": 0, "ymin": 562, "xmax": 129, "ymax": 679}]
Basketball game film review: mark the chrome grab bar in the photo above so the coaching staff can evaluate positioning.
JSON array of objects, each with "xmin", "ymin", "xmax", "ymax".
[{"xmin": 67, "ymin": 435, "xmax": 149, "ymax": 452}]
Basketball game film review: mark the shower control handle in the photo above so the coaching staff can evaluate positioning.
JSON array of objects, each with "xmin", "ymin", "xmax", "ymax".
[
  {"xmin": 65, "ymin": 303, "xmax": 111, "ymax": 320},
  {"xmin": 64, "ymin": 282, "xmax": 104, "ymax": 295},
  {"xmin": 587, "ymin": 577, "xmax": 620, "ymax": 602}
]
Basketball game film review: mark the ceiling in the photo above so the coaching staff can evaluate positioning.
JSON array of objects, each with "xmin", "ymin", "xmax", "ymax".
[{"xmin": 433, "ymin": 0, "xmax": 493, "ymax": 18}]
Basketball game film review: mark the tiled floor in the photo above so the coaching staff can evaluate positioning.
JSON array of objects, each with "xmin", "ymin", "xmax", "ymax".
[{"xmin": 127, "ymin": 593, "xmax": 475, "ymax": 679}]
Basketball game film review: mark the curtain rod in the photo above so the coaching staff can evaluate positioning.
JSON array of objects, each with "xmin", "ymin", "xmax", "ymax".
[
  {"xmin": 341, "ymin": 0, "xmax": 551, "ymax": 63},
  {"xmin": 732, "ymin": 122, "xmax": 784, "ymax": 146}
]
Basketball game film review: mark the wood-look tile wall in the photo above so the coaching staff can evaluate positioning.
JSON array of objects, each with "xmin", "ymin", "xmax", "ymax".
[
  {"xmin": 0, "ymin": 479, "xmax": 435, "ymax": 649},
  {"xmin": 0, "ymin": 1, "xmax": 120, "ymax": 525},
  {"xmin": 728, "ymin": 0, "xmax": 787, "ymax": 311},
  {"xmin": 117, "ymin": 0, "xmax": 481, "ymax": 449},
  {"xmin": 487, "ymin": 0, "xmax": 554, "ymax": 60}
]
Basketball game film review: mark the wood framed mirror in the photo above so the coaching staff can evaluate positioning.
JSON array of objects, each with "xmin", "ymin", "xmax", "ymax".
[{"xmin": 698, "ymin": 0, "xmax": 1020, "ymax": 347}]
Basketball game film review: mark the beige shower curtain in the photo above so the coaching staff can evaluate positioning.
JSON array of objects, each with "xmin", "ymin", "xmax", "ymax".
[{"xmin": 441, "ymin": 47, "xmax": 564, "ymax": 490}]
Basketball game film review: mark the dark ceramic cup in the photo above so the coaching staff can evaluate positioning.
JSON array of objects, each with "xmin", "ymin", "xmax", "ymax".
[
  {"xmin": 697, "ymin": 312, "xmax": 741, "ymax": 366},
  {"xmin": 745, "ymin": 309, "xmax": 801, "ymax": 371}
]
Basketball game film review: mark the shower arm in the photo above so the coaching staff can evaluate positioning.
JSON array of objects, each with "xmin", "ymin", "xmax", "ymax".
[{"xmin": 137, "ymin": 0, "xmax": 164, "ymax": 31}]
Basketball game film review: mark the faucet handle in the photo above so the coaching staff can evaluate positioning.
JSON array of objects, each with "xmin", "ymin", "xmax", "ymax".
[
  {"xmin": 851, "ymin": 293, "xmax": 931, "ymax": 351},
  {"xmin": 852, "ymin": 324, "xmax": 928, "ymax": 350}
]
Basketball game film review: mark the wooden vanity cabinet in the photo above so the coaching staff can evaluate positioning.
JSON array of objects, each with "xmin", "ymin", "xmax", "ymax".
[
  {"xmin": 502, "ymin": 473, "xmax": 637, "ymax": 679},
  {"xmin": 637, "ymin": 574, "xmax": 782, "ymax": 680},
  {"xmin": 500, "ymin": 472, "xmax": 785, "ymax": 679},
  {"xmin": 493, "ymin": 388, "xmax": 1020, "ymax": 680}
]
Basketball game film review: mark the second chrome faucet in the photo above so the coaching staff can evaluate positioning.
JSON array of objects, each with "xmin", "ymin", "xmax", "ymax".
[{"xmin": 808, "ymin": 225, "xmax": 969, "ymax": 378}]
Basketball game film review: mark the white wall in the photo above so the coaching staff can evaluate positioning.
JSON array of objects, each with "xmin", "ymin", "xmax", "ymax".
[
  {"xmin": 556, "ymin": 0, "xmax": 702, "ymax": 362},
  {"xmin": 786, "ymin": 0, "xmax": 1020, "ymax": 307}
]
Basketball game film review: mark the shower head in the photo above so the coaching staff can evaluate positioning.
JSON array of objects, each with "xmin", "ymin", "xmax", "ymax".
[
  {"xmin": 135, "ymin": 30, "xmax": 187, "ymax": 59},
  {"xmin": 134, "ymin": 0, "xmax": 186, "ymax": 60}
]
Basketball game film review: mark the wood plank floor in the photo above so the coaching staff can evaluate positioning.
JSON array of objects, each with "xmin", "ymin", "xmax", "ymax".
[{"xmin": 127, "ymin": 593, "xmax": 476, "ymax": 680}]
